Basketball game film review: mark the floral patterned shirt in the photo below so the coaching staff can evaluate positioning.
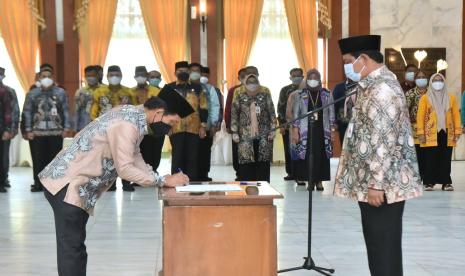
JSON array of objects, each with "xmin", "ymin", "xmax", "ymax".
[
  {"xmin": 334, "ymin": 66, "xmax": 423, "ymax": 204},
  {"xmin": 39, "ymin": 105, "xmax": 160, "ymax": 214},
  {"xmin": 405, "ymin": 86, "xmax": 427, "ymax": 144},
  {"xmin": 231, "ymin": 88, "xmax": 277, "ymax": 164}
]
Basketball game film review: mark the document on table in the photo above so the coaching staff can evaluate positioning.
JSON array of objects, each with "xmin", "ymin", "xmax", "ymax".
[{"xmin": 175, "ymin": 184, "xmax": 243, "ymax": 193}]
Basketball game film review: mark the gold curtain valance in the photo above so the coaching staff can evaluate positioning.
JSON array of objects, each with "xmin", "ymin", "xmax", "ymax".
[
  {"xmin": 28, "ymin": 0, "xmax": 46, "ymax": 30},
  {"xmin": 73, "ymin": 0, "xmax": 90, "ymax": 31},
  {"xmin": 318, "ymin": 0, "xmax": 332, "ymax": 31}
]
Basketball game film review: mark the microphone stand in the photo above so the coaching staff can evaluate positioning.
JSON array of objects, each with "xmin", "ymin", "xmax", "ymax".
[{"xmin": 254, "ymin": 82, "xmax": 358, "ymax": 276}]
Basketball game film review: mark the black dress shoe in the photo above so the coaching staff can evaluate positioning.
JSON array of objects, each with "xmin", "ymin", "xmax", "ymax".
[
  {"xmin": 316, "ymin": 182, "xmax": 324, "ymax": 191},
  {"xmin": 0, "ymin": 186, "xmax": 7, "ymax": 193},
  {"xmin": 30, "ymin": 185, "xmax": 43, "ymax": 192},
  {"xmin": 122, "ymin": 183, "xmax": 135, "ymax": 192},
  {"xmin": 296, "ymin": 181, "xmax": 306, "ymax": 186},
  {"xmin": 284, "ymin": 175, "xmax": 294, "ymax": 181}
]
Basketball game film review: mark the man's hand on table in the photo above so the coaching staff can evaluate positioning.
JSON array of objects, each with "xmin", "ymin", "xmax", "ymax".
[{"xmin": 163, "ymin": 172, "xmax": 189, "ymax": 187}]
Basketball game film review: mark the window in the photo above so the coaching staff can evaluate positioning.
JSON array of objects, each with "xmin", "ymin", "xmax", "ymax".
[
  {"xmin": 104, "ymin": 0, "xmax": 161, "ymax": 88},
  {"xmin": 0, "ymin": 35, "xmax": 27, "ymax": 106},
  {"xmin": 248, "ymin": 0, "xmax": 325, "ymax": 104}
]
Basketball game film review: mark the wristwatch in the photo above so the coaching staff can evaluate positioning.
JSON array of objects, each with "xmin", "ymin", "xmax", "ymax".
[{"xmin": 155, "ymin": 174, "xmax": 166, "ymax": 187}]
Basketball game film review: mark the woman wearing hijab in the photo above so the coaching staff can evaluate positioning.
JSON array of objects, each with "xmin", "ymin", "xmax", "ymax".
[
  {"xmin": 417, "ymin": 73, "xmax": 461, "ymax": 191},
  {"xmin": 231, "ymin": 74, "xmax": 277, "ymax": 182},
  {"xmin": 290, "ymin": 69, "xmax": 335, "ymax": 190},
  {"xmin": 405, "ymin": 70, "xmax": 429, "ymax": 182}
]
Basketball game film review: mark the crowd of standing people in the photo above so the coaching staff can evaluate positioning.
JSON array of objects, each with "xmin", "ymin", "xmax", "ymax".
[{"xmin": 0, "ymin": 55, "xmax": 462, "ymax": 194}]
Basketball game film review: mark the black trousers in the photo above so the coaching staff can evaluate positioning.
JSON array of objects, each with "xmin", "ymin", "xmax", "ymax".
[
  {"xmin": 31, "ymin": 136, "xmax": 63, "ymax": 186},
  {"xmin": 198, "ymin": 134, "xmax": 213, "ymax": 179},
  {"xmin": 0, "ymin": 140, "xmax": 6, "ymax": 187},
  {"xmin": 282, "ymin": 130, "xmax": 292, "ymax": 176},
  {"xmin": 414, "ymin": 144, "xmax": 425, "ymax": 182},
  {"xmin": 232, "ymin": 140, "xmax": 239, "ymax": 177},
  {"xmin": 45, "ymin": 185, "xmax": 89, "ymax": 276},
  {"xmin": 238, "ymin": 140, "xmax": 271, "ymax": 182},
  {"xmin": 140, "ymin": 134, "xmax": 164, "ymax": 173},
  {"xmin": 2, "ymin": 139, "xmax": 10, "ymax": 183},
  {"xmin": 422, "ymin": 130, "xmax": 453, "ymax": 185},
  {"xmin": 359, "ymin": 200, "xmax": 405, "ymax": 276},
  {"xmin": 170, "ymin": 132, "xmax": 199, "ymax": 180}
]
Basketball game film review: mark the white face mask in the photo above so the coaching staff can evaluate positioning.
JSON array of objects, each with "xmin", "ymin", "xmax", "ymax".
[
  {"xmin": 0, "ymin": 75, "xmax": 4, "ymax": 82},
  {"xmin": 35, "ymin": 81, "xmax": 41, "ymax": 88},
  {"xmin": 344, "ymin": 56, "xmax": 365, "ymax": 82},
  {"xmin": 307, "ymin": 79, "xmax": 320, "ymax": 88},
  {"xmin": 200, "ymin": 76, "xmax": 209, "ymax": 84},
  {"xmin": 431, "ymin": 81, "xmax": 445, "ymax": 91},
  {"xmin": 40, "ymin": 77, "xmax": 54, "ymax": 88},
  {"xmin": 405, "ymin": 72, "xmax": 415, "ymax": 82},
  {"xmin": 190, "ymin": 72, "xmax": 201, "ymax": 81},
  {"xmin": 135, "ymin": 76, "xmax": 147, "ymax": 85},
  {"xmin": 108, "ymin": 76, "xmax": 121, "ymax": 86},
  {"xmin": 415, "ymin": 78, "xmax": 428, "ymax": 88}
]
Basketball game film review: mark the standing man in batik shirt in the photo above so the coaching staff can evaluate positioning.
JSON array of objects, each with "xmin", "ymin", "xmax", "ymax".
[
  {"xmin": 90, "ymin": 65, "xmax": 134, "ymax": 120},
  {"xmin": 75, "ymin": 66, "xmax": 100, "ymax": 132},
  {"xmin": 40, "ymin": 91, "xmax": 192, "ymax": 276},
  {"xmin": 334, "ymin": 35, "xmax": 423, "ymax": 276},
  {"xmin": 0, "ymin": 67, "xmax": 19, "ymax": 190},
  {"xmin": 225, "ymin": 68, "xmax": 247, "ymax": 180},
  {"xmin": 197, "ymin": 66, "xmax": 221, "ymax": 181},
  {"xmin": 162, "ymin": 61, "xmax": 208, "ymax": 181},
  {"xmin": 0, "ymin": 67, "xmax": 12, "ymax": 193},
  {"xmin": 130, "ymin": 66, "xmax": 164, "ymax": 183},
  {"xmin": 277, "ymin": 68, "xmax": 304, "ymax": 181},
  {"xmin": 23, "ymin": 67, "xmax": 71, "ymax": 192}
]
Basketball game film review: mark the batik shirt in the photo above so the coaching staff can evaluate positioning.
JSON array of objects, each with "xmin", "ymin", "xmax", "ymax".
[
  {"xmin": 277, "ymin": 84, "xmax": 299, "ymax": 126},
  {"xmin": 1, "ymin": 84, "xmax": 18, "ymax": 133},
  {"xmin": 334, "ymin": 66, "xmax": 423, "ymax": 204},
  {"xmin": 39, "ymin": 105, "xmax": 161, "ymax": 214},
  {"xmin": 405, "ymin": 86, "xmax": 427, "ymax": 144},
  {"xmin": 291, "ymin": 88, "xmax": 335, "ymax": 160},
  {"xmin": 23, "ymin": 86, "xmax": 71, "ymax": 136},
  {"xmin": 163, "ymin": 81, "xmax": 208, "ymax": 135},
  {"xmin": 75, "ymin": 85, "xmax": 101, "ymax": 132},
  {"xmin": 231, "ymin": 88, "xmax": 277, "ymax": 164},
  {"xmin": 90, "ymin": 85, "xmax": 135, "ymax": 120},
  {"xmin": 0, "ymin": 85, "xmax": 12, "ymax": 132}
]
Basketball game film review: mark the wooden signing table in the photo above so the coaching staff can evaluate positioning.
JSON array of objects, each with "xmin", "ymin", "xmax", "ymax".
[{"xmin": 159, "ymin": 182, "xmax": 283, "ymax": 276}]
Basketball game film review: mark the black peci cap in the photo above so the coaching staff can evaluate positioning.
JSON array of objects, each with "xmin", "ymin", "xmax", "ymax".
[
  {"xmin": 175, "ymin": 61, "xmax": 189, "ymax": 70},
  {"xmin": 338, "ymin": 35, "xmax": 381, "ymax": 55},
  {"xmin": 107, "ymin": 65, "xmax": 121, "ymax": 73},
  {"xmin": 135, "ymin": 66, "xmax": 148, "ymax": 74},
  {"xmin": 201, "ymin": 66, "xmax": 210, "ymax": 74}
]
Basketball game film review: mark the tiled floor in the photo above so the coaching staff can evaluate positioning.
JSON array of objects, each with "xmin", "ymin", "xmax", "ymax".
[{"xmin": 1, "ymin": 158, "xmax": 465, "ymax": 275}]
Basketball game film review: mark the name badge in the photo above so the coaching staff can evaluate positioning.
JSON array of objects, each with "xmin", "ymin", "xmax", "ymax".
[
  {"xmin": 346, "ymin": 122, "xmax": 354, "ymax": 138},
  {"xmin": 50, "ymin": 107, "xmax": 58, "ymax": 116},
  {"xmin": 312, "ymin": 113, "xmax": 318, "ymax": 121}
]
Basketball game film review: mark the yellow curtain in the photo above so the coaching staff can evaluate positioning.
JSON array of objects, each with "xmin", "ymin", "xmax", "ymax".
[
  {"xmin": 140, "ymin": 0, "xmax": 189, "ymax": 83},
  {"xmin": 284, "ymin": 0, "xmax": 318, "ymax": 71},
  {"xmin": 76, "ymin": 0, "xmax": 117, "ymax": 70},
  {"xmin": 0, "ymin": 0, "xmax": 39, "ymax": 92},
  {"xmin": 224, "ymin": 0, "xmax": 264, "ymax": 90}
]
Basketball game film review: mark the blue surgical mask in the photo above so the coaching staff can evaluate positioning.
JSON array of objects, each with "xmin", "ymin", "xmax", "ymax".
[
  {"xmin": 344, "ymin": 56, "xmax": 365, "ymax": 82},
  {"xmin": 415, "ymin": 78, "xmax": 428, "ymax": 88},
  {"xmin": 149, "ymin": 78, "xmax": 161, "ymax": 87}
]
